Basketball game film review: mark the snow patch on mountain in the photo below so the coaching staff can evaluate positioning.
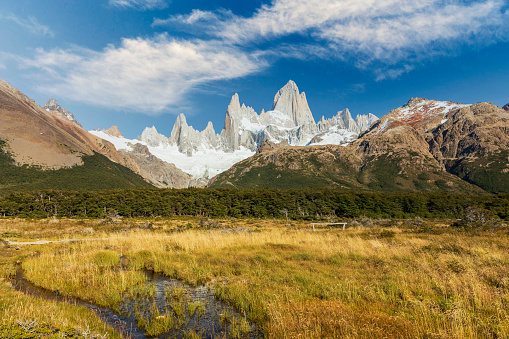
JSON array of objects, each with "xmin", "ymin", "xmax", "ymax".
[
  {"xmin": 90, "ymin": 130, "xmax": 135, "ymax": 152},
  {"xmin": 89, "ymin": 129, "xmax": 255, "ymax": 179},
  {"xmin": 91, "ymin": 80, "xmax": 378, "ymax": 182},
  {"xmin": 374, "ymin": 98, "xmax": 470, "ymax": 134}
]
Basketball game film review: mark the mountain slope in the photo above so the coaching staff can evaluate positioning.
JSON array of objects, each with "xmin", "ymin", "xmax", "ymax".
[
  {"xmin": 210, "ymin": 98, "xmax": 508, "ymax": 193},
  {"xmin": 426, "ymin": 103, "xmax": 509, "ymax": 193},
  {"xmin": 0, "ymin": 80, "xmax": 153, "ymax": 191},
  {"xmin": 101, "ymin": 80, "xmax": 377, "ymax": 183},
  {"xmin": 0, "ymin": 141, "xmax": 151, "ymax": 191}
]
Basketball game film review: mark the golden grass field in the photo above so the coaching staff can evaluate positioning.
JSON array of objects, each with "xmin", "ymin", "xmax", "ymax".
[{"xmin": 1, "ymin": 217, "xmax": 509, "ymax": 338}]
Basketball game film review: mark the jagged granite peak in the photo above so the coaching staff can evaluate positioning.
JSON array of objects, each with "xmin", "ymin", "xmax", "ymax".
[
  {"xmin": 220, "ymin": 93, "xmax": 260, "ymax": 151},
  {"xmin": 44, "ymin": 98, "xmax": 83, "ymax": 128},
  {"xmin": 138, "ymin": 126, "xmax": 169, "ymax": 148},
  {"xmin": 169, "ymin": 113, "xmax": 220, "ymax": 155},
  {"xmin": 44, "ymin": 98, "xmax": 60, "ymax": 110},
  {"xmin": 228, "ymin": 93, "xmax": 241, "ymax": 110},
  {"xmin": 163, "ymin": 82, "xmax": 377, "ymax": 157},
  {"xmin": 271, "ymin": 80, "xmax": 315, "ymax": 126},
  {"xmin": 209, "ymin": 102, "xmax": 506, "ymax": 193},
  {"xmin": 356, "ymin": 113, "xmax": 378, "ymax": 132},
  {"xmin": 339, "ymin": 108, "xmax": 357, "ymax": 132},
  {"xmin": 503, "ymin": 103, "xmax": 509, "ymax": 111},
  {"xmin": 89, "ymin": 80, "xmax": 379, "ymax": 185}
]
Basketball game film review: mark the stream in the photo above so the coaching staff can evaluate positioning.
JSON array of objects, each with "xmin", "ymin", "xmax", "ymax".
[{"xmin": 12, "ymin": 266, "xmax": 262, "ymax": 338}]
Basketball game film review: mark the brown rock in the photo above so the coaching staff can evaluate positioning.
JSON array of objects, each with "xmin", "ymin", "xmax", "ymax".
[
  {"xmin": 102, "ymin": 126, "xmax": 124, "ymax": 138},
  {"xmin": 426, "ymin": 102, "xmax": 509, "ymax": 161},
  {"xmin": 122, "ymin": 144, "xmax": 193, "ymax": 188},
  {"xmin": 0, "ymin": 79, "xmax": 143, "ymax": 177},
  {"xmin": 256, "ymin": 140, "xmax": 290, "ymax": 154}
]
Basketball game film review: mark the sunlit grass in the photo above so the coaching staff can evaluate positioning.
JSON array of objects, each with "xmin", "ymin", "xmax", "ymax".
[
  {"xmin": 0, "ymin": 279, "xmax": 120, "ymax": 338},
  {"xmin": 2, "ymin": 217, "xmax": 509, "ymax": 338}
]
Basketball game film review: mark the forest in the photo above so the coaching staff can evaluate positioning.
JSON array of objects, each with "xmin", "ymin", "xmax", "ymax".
[{"xmin": 0, "ymin": 188, "xmax": 507, "ymax": 221}]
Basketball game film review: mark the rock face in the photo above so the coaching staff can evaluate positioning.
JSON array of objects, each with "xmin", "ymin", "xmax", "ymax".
[
  {"xmin": 503, "ymin": 103, "xmax": 509, "ymax": 111},
  {"xmin": 102, "ymin": 126, "xmax": 124, "ymax": 138},
  {"xmin": 121, "ymin": 144, "xmax": 193, "ymax": 188},
  {"xmin": 139, "ymin": 126, "xmax": 169, "ymax": 148},
  {"xmin": 140, "ymin": 80, "xmax": 377, "ymax": 156},
  {"xmin": 44, "ymin": 99, "xmax": 83, "ymax": 128},
  {"xmin": 90, "ymin": 126, "xmax": 196, "ymax": 188},
  {"xmin": 271, "ymin": 80, "xmax": 315, "ymax": 126},
  {"xmin": 167, "ymin": 114, "xmax": 219, "ymax": 155},
  {"xmin": 103, "ymin": 80, "xmax": 378, "ymax": 186},
  {"xmin": 209, "ymin": 97, "xmax": 509, "ymax": 193},
  {"xmin": 425, "ymin": 102, "xmax": 509, "ymax": 193}
]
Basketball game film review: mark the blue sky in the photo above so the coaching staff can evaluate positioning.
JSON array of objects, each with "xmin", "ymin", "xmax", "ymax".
[{"xmin": 1, "ymin": 0, "xmax": 508, "ymax": 138}]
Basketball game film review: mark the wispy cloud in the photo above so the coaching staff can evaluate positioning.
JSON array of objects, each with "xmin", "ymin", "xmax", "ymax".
[
  {"xmin": 109, "ymin": 0, "xmax": 168, "ymax": 10},
  {"xmin": 161, "ymin": 0, "xmax": 508, "ymax": 78},
  {"xmin": 15, "ymin": 0, "xmax": 509, "ymax": 113},
  {"xmin": 20, "ymin": 35, "xmax": 266, "ymax": 113},
  {"xmin": 0, "ymin": 13, "xmax": 54, "ymax": 37}
]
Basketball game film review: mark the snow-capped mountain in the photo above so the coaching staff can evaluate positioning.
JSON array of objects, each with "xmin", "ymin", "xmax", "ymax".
[
  {"xmin": 371, "ymin": 98, "xmax": 470, "ymax": 135},
  {"xmin": 90, "ymin": 80, "xmax": 378, "ymax": 182}
]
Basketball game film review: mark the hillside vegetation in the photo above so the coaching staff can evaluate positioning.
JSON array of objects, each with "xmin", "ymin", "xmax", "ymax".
[{"xmin": 0, "ymin": 140, "xmax": 152, "ymax": 192}]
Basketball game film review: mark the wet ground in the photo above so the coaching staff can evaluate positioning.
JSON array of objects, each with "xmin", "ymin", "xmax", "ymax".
[{"xmin": 12, "ymin": 266, "xmax": 262, "ymax": 338}]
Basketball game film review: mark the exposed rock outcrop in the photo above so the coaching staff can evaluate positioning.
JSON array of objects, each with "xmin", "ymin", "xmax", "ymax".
[
  {"xmin": 140, "ymin": 80, "xmax": 377, "ymax": 157},
  {"xmin": 122, "ymin": 143, "xmax": 193, "ymax": 188},
  {"xmin": 102, "ymin": 126, "xmax": 124, "ymax": 138},
  {"xmin": 256, "ymin": 140, "xmax": 290, "ymax": 154},
  {"xmin": 44, "ymin": 98, "xmax": 83, "ymax": 128},
  {"xmin": 271, "ymin": 80, "xmax": 315, "ymax": 126},
  {"xmin": 210, "ymin": 96, "xmax": 508, "ymax": 193},
  {"xmin": 139, "ymin": 126, "xmax": 169, "ymax": 148},
  {"xmin": 95, "ymin": 80, "xmax": 378, "ymax": 186},
  {"xmin": 0, "ymin": 79, "xmax": 152, "ymax": 189},
  {"xmin": 168, "ymin": 114, "xmax": 219, "ymax": 155}
]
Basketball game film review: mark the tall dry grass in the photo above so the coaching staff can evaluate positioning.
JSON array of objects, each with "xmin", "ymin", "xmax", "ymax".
[
  {"xmin": 15, "ymin": 224, "xmax": 509, "ymax": 338},
  {"xmin": 2, "ymin": 217, "xmax": 509, "ymax": 338}
]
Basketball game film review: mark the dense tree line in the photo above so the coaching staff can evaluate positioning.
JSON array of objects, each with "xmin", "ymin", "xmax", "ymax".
[{"xmin": 0, "ymin": 188, "xmax": 507, "ymax": 221}]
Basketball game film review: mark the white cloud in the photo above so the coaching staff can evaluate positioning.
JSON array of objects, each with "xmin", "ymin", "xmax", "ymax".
[
  {"xmin": 21, "ymin": 35, "xmax": 266, "ymax": 113},
  {"xmin": 109, "ymin": 0, "xmax": 168, "ymax": 10},
  {"xmin": 318, "ymin": 1, "xmax": 503, "ymax": 60},
  {"xmin": 0, "ymin": 13, "xmax": 54, "ymax": 37},
  {"xmin": 153, "ymin": 9, "xmax": 222, "ymax": 26},
  {"xmin": 13, "ymin": 0, "xmax": 509, "ymax": 114},
  {"xmin": 159, "ymin": 0, "xmax": 508, "ymax": 78}
]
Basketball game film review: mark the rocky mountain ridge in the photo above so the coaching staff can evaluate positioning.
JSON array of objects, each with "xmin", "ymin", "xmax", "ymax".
[
  {"xmin": 3, "ymin": 77, "xmax": 506, "ymax": 192},
  {"xmin": 0, "ymin": 79, "xmax": 151, "ymax": 190},
  {"xmin": 0, "ymin": 79, "xmax": 193, "ymax": 189},
  {"xmin": 138, "ymin": 80, "xmax": 378, "ymax": 155},
  {"xmin": 99, "ymin": 80, "xmax": 378, "ymax": 184},
  {"xmin": 210, "ymin": 98, "xmax": 509, "ymax": 193},
  {"xmin": 44, "ymin": 99, "xmax": 83, "ymax": 128}
]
